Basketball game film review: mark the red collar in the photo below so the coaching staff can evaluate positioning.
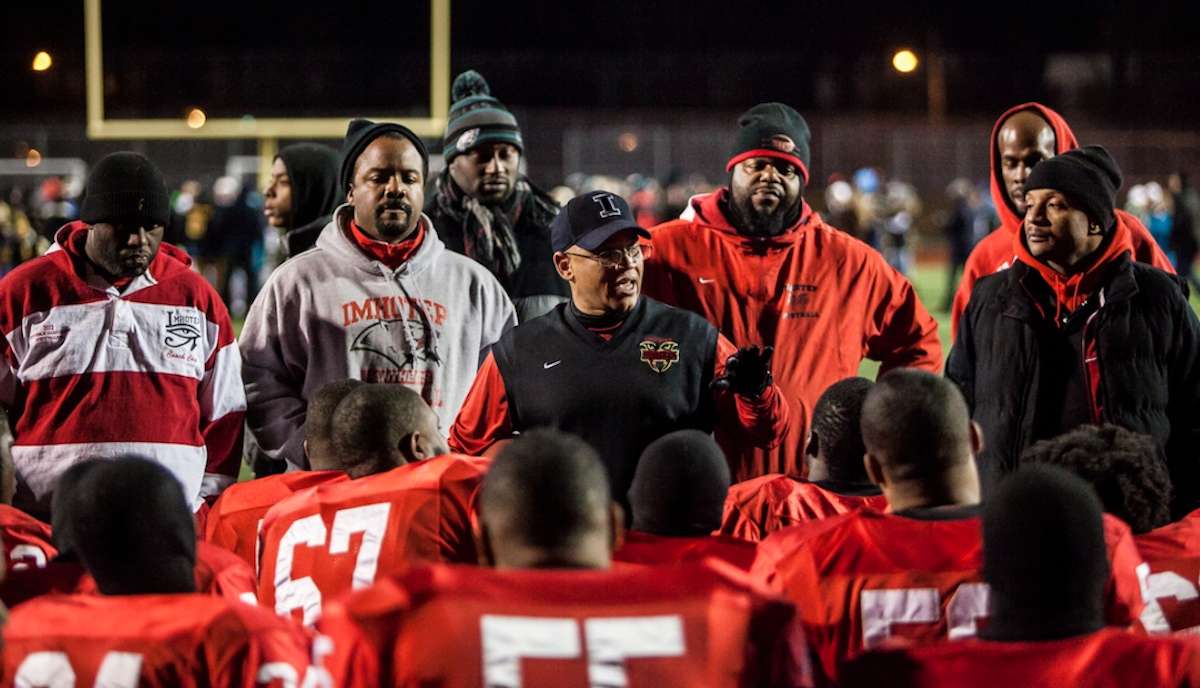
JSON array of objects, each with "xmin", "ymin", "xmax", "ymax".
[{"xmin": 349, "ymin": 219, "xmax": 426, "ymax": 269}]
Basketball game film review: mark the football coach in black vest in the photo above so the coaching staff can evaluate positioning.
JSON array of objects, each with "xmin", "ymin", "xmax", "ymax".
[{"xmin": 450, "ymin": 190, "xmax": 791, "ymax": 508}]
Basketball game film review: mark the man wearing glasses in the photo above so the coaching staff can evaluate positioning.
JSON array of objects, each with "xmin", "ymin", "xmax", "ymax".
[
  {"xmin": 450, "ymin": 191, "xmax": 789, "ymax": 512},
  {"xmin": 642, "ymin": 102, "xmax": 942, "ymax": 482}
]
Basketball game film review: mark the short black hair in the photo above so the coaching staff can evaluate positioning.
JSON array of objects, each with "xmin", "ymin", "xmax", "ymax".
[
  {"xmin": 330, "ymin": 384, "xmax": 432, "ymax": 474},
  {"xmin": 68, "ymin": 458, "xmax": 196, "ymax": 594},
  {"xmin": 50, "ymin": 460, "xmax": 105, "ymax": 557},
  {"xmin": 306, "ymin": 379, "xmax": 364, "ymax": 445},
  {"xmin": 628, "ymin": 430, "xmax": 729, "ymax": 536},
  {"xmin": 860, "ymin": 369, "xmax": 972, "ymax": 480},
  {"xmin": 482, "ymin": 428, "xmax": 610, "ymax": 552},
  {"xmin": 983, "ymin": 464, "xmax": 1108, "ymax": 641},
  {"xmin": 810, "ymin": 377, "xmax": 874, "ymax": 482},
  {"xmin": 1020, "ymin": 424, "xmax": 1170, "ymax": 534}
]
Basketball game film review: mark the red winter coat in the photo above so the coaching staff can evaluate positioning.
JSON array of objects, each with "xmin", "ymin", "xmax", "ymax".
[
  {"xmin": 949, "ymin": 102, "xmax": 1173, "ymax": 339},
  {"xmin": 644, "ymin": 191, "xmax": 941, "ymax": 480}
]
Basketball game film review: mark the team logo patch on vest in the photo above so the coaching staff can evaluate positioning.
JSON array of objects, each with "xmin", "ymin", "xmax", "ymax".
[{"xmin": 639, "ymin": 337, "xmax": 680, "ymax": 373}]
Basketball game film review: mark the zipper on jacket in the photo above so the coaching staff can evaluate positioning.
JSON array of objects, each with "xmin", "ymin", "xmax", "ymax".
[{"xmin": 1081, "ymin": 295, "xmax": 1105, "ymax": 424}]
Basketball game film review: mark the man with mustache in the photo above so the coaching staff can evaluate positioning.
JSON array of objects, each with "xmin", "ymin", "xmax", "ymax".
[
  {"xmin": 450, "ymin": 191, "xmax": 789, "ymax": 513},
  {"xmin": 947, "ymin": 146, "xmax": 1200, "ymax": 508},
  {"xmin": 241, "ymin": 120, "xmax": 516, "ymax": 470},
  {"xmin": 642, "ymin": 103, "xmax": 941, "ymax": 481},
  {"xmin": 0, "ymin": 152, "xmax": 246, "ymax": 516},
  {"xmin": 427, "ymin": 70, "xmax": 568, "ymax": 322},
  {"xmin": 948, "ymin": 103, "xmax": 1172, "ymax": 339}
]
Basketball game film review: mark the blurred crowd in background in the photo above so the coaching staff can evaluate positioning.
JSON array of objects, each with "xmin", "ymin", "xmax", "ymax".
[{"xmin": 2, "ymin": 165, "xmax": 1197, "ymax": 318}]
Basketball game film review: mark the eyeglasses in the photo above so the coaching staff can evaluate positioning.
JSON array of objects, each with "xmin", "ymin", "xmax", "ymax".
[{"xmin": 564, "ymin": 243, "xmax": 647, "ymax": 269}]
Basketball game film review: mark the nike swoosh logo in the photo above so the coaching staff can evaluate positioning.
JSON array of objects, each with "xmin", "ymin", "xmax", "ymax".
[
  {"xmin": 543, "ymin": 360, "xmax": 562, "ymax": 369},
  {"xmin": 699, "ymin": 278, "xmax": 715, "ymax": 284}
]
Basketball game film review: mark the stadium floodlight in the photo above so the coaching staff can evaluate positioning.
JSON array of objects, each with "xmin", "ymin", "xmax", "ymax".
[
  {"xmin": 83, "ymin": 0, "xmax": 450, "ymax": 180},
  {"xmin": 32, "ymin": 51, "xmax": 53, "ymax": 72},
  {"xmin": 892, "ymin": 49, "xmax": 919, "ymax": 74}
]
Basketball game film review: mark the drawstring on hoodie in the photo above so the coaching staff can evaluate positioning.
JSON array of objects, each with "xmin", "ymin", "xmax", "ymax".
[{"xmin": 390, "ymin": 270, "xmax": 442, "ymax": 367}]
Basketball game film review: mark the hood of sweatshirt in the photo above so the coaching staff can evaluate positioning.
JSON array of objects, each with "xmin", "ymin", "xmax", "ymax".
[
  {"xmin": 689, "ymin": 187, "xmax": 817, "ymax": 243},
  {"xmin": 1012, "ymin": 212, "xmax": 1133, "ymax": 323},
  {"xmin": 53, "ymin": 221, "xmax": 195, "ymax": 289},
  {"xmin": 989, "ymin": 103, "xmax": 1079, "ymax": 235},
  {"xmin": 316, "ymin": 204, "xmax": 446, "ymax": 280},
  {"xmin": 277, "ymin": 143, "xmax": 341, "ymax": 230}
]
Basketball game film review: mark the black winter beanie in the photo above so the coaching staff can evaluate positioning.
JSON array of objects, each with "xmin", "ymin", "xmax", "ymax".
[
  {"xmin": 981, "ymin": 464, "xmax": 1108, "ymax": 641},
  {"xmin": 628, "ymin": 430, "xmax": 731, "ymax": 536},
  {"xmin": 339, "ymin": 119, "xmax": 429, "ymax": 195},
  {"xmin": 80, "ymin": 152, "xmax": 170, "ymax": 227},
  {"xmin": 727, "ymin": 102, "xmax": 812, "ymax": 184},
  {"xmin": 1025, "ymin": 145, "xmax": 1123, "ymax": 232},
  {"xmin": 276, "ymin": 143, "xmax": 340, "ymax": 229}
]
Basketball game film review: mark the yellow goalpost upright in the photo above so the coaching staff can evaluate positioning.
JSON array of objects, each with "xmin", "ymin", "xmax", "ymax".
[{"xmin": 83, "ymin": 0, "xmax": 451, "ymax": 183}]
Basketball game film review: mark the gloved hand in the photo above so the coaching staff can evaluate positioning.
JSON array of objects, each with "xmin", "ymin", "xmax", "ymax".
[{"xmin": 711, "ymin": 345, "xmax": 774, "ymax": 398}]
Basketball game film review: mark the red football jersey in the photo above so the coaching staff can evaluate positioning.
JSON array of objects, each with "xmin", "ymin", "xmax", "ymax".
[
  {"xmin": 7, "ymin": 542, "xmax": 260, "ymax": 607},
  {"xmin": 317, "ymin": 562, "xmax": 812, "ymax": 687},
  {"xmin": 614, "ymin": 530, "xmax": 757, "ymax": 571},
  {"xmin": 258, "ymin": 454, "xmax": 488, "ymax": 626},
  {"xmin": 1136, "ymin": 509, "xmax": 1200, "ymax": 634},
  {"xmin": 759, "ymin": 509, "xmax": 1147, "ymax": 682},
  {"xmin": 3, "ymin": 593, "xmax": 315, "ymax": 686},
  {"xmin": 0, "ymin": 503, "xmax": 57, "ymax": 572},
  {"xmin": 204, "ymin": 470, "xmax": 348, "ymax": 568},
  {"xmin": 719, "ymin": 475, "xmax": 888, "ymax": 542},
  {"xmin": 841, "ymin": 628, "xmax": 1200, "ymax": 688}
]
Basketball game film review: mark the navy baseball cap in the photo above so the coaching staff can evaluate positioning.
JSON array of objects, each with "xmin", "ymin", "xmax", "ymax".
[{"xmin": 550, "ymin": 190, "xmax": 651, "ymax": 253}]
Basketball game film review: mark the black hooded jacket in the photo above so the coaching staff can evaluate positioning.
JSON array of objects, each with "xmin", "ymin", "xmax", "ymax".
[
  {"xmin": 948, "ymin": 254, "xmax": 1200, "ymax": 518},
  {"xmin": 276, "ymin": 143, "xmax": 340, "ymax": 257}
]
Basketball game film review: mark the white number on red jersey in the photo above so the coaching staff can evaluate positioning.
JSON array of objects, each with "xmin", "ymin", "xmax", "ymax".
[
  {"xmin": 9, "ymin": 544, "xmax": 49, "ymax": 571},
  {"xmin": 273, "ymin": 502, "xmax": 392, "ymax": 625},
  {"xmin": 860, "ymin": 583, "xmax": 991, "ymax": 647},
  {"xmin": 1138, "ymin": 561, "xmax": 1200, "ymax": 634},
  {"xmin": 481, "ymin": 614, "xmax": 686, "ymax": 687},
  {"xmin": 15, "ymin": 651, "xmax": 141, "ymax": 688},
  {"xmin": 15, "ymin": 650, "xmax": 322, "ymax": 688}
]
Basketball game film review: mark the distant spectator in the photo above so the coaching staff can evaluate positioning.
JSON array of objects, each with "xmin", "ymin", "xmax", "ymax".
[
  {"xmin": 1169, "ymin": 172, "xmax": 1200, "ymax": 291},
  {"xmin": 264, "ymin": 143, "xmax": 341, "ymax": 258}
]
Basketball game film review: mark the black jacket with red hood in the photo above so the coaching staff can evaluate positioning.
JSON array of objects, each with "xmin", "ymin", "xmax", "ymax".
[
  {"xmin": 947, "ymin": 218, "xmax": 1200, "ymax": 518},
  {"xmin": 949, "ymin": 103, "xmax": 1173, "ymax": 338}
]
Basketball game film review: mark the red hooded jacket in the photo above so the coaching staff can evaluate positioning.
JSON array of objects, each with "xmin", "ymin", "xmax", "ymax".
[
  {"xmin": 949, "ymin": 102, "xmax": 1172, "ymax": 339},
  {"xmin": 644, "ymin": 191, "xmax": 941, "ymax": 480}
]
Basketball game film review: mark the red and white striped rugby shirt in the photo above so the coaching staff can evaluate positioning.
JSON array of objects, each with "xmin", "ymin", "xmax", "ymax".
[{"xmin": 0, "ymin": 222, "xmax": 245, "ymax": 513}]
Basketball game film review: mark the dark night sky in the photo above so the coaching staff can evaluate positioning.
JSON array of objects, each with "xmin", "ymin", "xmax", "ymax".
[{"xmin": 5, "ymin": 1, "xmax": 1200, "ymax": 124}]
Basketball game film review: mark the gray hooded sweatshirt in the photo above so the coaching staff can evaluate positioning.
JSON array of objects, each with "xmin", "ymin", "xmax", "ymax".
[{"xmin": 240, "ymin": 204, "xmax": 516, "ymax": 467}]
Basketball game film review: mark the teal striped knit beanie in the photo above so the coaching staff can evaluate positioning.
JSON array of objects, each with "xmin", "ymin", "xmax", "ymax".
[{"xmin": 442, "ymin": 70, "xmax": 523, "ymax": 162}]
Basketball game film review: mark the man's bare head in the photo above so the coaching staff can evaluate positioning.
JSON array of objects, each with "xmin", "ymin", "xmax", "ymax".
[{"xmin": 997, "ymin": 110, "xmax": 1057, "ymax": 216}]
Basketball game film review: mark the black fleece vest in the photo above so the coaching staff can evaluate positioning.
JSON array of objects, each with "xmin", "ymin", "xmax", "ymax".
[{"xmin": 492, "ymin": 297, "xmax": 719, "ymax": 502}]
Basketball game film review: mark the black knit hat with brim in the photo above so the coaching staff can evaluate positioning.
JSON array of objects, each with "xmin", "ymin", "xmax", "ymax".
[
  {"xmin": 339, "ymin": 119, "xmax": 429, "ymax": 194},
  {"xmin": 442, "ymin": 70, "xmax": 523, "ymax": 162},
  {"xmin": 80, "ymin": 152, "xmax": 170, "ymax": 227},
  {"xmin": 1026, "ymin": 145, "xmax": 1123, "ymax": 231},
  {"xmin": 727, "ymin": 102, "xmax": 812, "ymax": 185}
]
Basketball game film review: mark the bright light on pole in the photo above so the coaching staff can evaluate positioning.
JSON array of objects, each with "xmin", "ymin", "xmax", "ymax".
[
  {"xmin": 186, "ymin": 108, "xmax": 207, "ymax": 129},
  {"xmin": 32, "ymin": 51, "xmax": 53, "ymax": 72},
  {"xmin": 892, "ymin": 49, "xmax": 918, "ymax": 74}
]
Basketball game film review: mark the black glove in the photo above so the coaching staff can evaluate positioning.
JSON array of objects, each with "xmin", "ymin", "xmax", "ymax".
[{"xmin": 711, "ymin": 345, "xmax": 774, "ymax": 398}]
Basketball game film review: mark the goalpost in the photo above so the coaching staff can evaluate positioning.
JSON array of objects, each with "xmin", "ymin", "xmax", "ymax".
[{"xmin": 83, "ymin": 0, "xmax": 451, "ymax": 183}]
